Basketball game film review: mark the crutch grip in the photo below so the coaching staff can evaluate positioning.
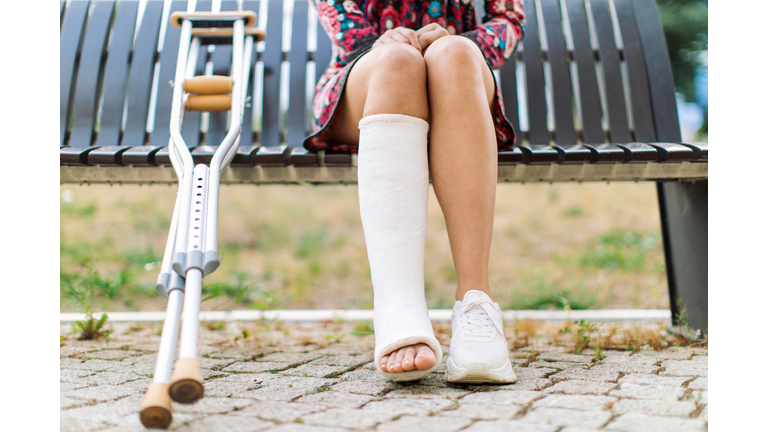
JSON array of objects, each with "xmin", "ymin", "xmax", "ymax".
[
  {"xmin": 139, "ymin": 383, "xmax": 173, "ymax": 429},
  {"xmin": 185, "ymin": 95, "xmax": 232, "ymax": 112},
  {"xmin": 183, "ymin": 75, "xmax": 233, "ymax": 95},
  {"xmin": 169, "ymin": 358, "xmax": 204, "ymax": 404}
]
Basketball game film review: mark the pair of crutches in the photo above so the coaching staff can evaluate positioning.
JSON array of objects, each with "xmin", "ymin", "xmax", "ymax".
[{"xmin": 139, "ymin": 2, "xmax": 265, "ymax": 429}]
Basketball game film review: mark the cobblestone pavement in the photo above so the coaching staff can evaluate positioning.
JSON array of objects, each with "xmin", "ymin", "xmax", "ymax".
[{"xmin": 60, "ymin": 319, "xmax": 708, "ymax": 432}]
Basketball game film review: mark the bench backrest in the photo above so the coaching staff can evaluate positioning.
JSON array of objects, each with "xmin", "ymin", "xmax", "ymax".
[{"xmin": 60, "ymin": 0, "xmax": 680, "ymax": 157}]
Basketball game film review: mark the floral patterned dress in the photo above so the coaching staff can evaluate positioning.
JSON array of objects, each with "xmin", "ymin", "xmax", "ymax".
[{"xmin": 303, "ymin": 0, "xmax": 526, "ymax": 152}]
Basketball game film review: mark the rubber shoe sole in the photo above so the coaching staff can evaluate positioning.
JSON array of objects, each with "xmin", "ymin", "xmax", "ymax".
[{"xmin": 444, "ymin": 357, "xmax": 517, "ymax": 384}]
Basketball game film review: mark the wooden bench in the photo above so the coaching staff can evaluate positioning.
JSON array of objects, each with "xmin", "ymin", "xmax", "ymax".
[{"xmin": 59, "ymin": 0, "xmax": 708, "ymax": 333}]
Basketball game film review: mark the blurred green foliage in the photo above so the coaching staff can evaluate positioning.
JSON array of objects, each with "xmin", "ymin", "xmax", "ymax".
[{"xmin": 657, "ymin": 0, "xmax": 708, "ymax": 103}]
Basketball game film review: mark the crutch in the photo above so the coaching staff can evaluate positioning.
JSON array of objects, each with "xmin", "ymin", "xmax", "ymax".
[{"xmin": 138, "ymin": 1, "xmax": 265, "ymax": 428}]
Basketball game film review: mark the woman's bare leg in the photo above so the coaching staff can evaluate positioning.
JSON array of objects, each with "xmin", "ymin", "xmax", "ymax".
[
  {"xmin": 422, "ymin": 36, "xmax": 498, "ymax": 302},
  {"xmin": 323, "ymin": 43, "xmax": 436, "ymax": 374}
]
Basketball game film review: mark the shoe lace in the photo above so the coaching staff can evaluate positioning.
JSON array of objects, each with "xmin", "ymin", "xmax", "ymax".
[{"xmin": 458, "ymin": 299, "xmax": 503, "ymax": 339}]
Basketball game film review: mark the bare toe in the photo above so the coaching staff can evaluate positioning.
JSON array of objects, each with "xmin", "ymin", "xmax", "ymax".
[
  {"xmin": 414, "ymin": 344, "xmax": 437, "ymax": 370},
  {"xmin": 380, "ymin": 355, "xmax": 389, "ymax": 372},
  {"xmin": 401, "ymin": 346, "xmax": 417, "ymax": 371}
]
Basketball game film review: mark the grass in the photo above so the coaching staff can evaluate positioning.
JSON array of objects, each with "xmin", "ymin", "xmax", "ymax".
[{"xmin": 60, "ymin": 182, "xmax": 668, "ymax": 312}]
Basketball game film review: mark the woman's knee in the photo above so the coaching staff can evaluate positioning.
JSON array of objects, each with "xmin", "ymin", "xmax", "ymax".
[
  {"xmin": 365, "ymin": 43, "xmax": 427, "ymax": 84},
  {"xmin": 423, "ymin": 36, "xmax": 486, "ymax": 77}
]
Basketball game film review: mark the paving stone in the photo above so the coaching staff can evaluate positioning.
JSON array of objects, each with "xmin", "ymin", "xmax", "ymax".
[
  {"xmin": 612, "ymin": 399, "xmax": 696, "ymax": 417},
  {"xmin": 699, "ymin": 405, "xmax": 708, "ymax": 421},
  {"xmin": 605, "ymin": 413, "xmax": 707, "ymax": 432},
  {"xmin": 173, "ymin": 415, "xmax": 273, "ymax": 432},
  {"xmin": 529, "ymin": 361, "xmax": 589, "ymax": 370},
  {"xmin": 61, "ymin": 395, "xmax": 87, "ymax": 409},
  {"xmin": 60, "ymin": 396, "xmax": 143, "ymax": 428},
  {"xmin": 686, "ymin": 390, "xmax": 707, "ymax": 405},
  {"xmin": 384, "ymin": 384, "xmax": 470, "ymax": 399},
  {"xmin": 309, "ymin": 354, "xmax": 373, "ymax": 367},
  {"xmin": 618, "ymin": 374, "xmax": 691, "ymax": 387},
  {"xmin": 61, "ymin": 381, "xmax": 88, "ymax": 392},
  {"xmin": 589, "ymin": 362, "xmax": 660, "ymax": 374},
  {"xmin": 339, "ymin": 368, "xmax": 388, "ymax": 382},
  {"xmin": 550, "ymin": 368, "xmax": 620, "ymax": 383},
  {"xmin": 258, "ymin": 352, "xmax": 324, "ymax": 364},
  {"xmin": 522, "ymin": 408, "xmax": 612, "ymax": 429},
  {"xmin": 67, "ymin": 384, "xmax": 143, "ymax": 403},
  {"xmin": 559, "ymin": 428, "xmax": 604, "ymax": 432},
  {"xmin": 544, "ymin": 380, "xmax": 617, "ymax": 395},
  {"xmin": 533, "ymin": 394, "xmax": 617, "ymax": 411},
  {"xmin": 608, "ymin": 384, "xmax": 685, "ymax": 401},
  {"xmin": 173, "ymin": 397, "xmax": 256, "ymax": 414},
  {"xmin": 300, "ymin": 407, "xmax": 394, "ymax": 430},
  {"xmin": 659, "ymin": 360, "xmax": 708, "ymax": 377},
  {"xmin": 331, "ymin": 380, "xmax": 395, "ymax": 396},
  {"xmin": 295, "ymin": 391, "xmax": 377, "ymax": 408},
  {"xmin": 439, "ymin": 403, "xmax": 523, "ymax": 420},
  {"xmin": 205, "ymin": 347, "xmax": 263, "ymax": 360},
  {"xmin": 120, "ymin": 353, "xmax": 158, "ymax": 365},
  {"xmin": 243, "ymin": 376, "xmax": 340, "ymax": 401},
  {"xmin": 511, "ymin": 357, "xmax": 530, "ymax": 367},
  {"xmin": 537, "ymin": 352, "xmax": 595, "ymax": 363},
  {"xmin": 60, "ymin": 346, "xmax": 90, "ymax": 358},
  {"xmin": 223, "ymin": 361, "xmax": 292, "ymax": 373},
  {"xmin": 265, "ymin": 424, "xmax": 353, "ymax": 432},
  {"xmin": 60, "ymin": 415, "xmax": 107, "ymax": 432},
  {"xmin": 283, "ymin": 364, "xmax": 350, "ymax": 378},
  {"xmin": 121, "ymin": 377, "xmax": 153, "ymax": 389},
  {"xmin": 469, "ymin": 378, "xmax": 553, "ymax": 392},
  {"xmin": 460, "ymin": 390, "xmax": 542, "ymax": 405},
  {"xmin": 87, "ymin": 350, "xmax": 143, "ymax": 361},
  {"xmin": 363, "ymin": 398, "xmax": 456, "ymax": 416},
  {"xmin": 230, "ymin": 400, "xmax": 327, "ymax": 422},
  {"xmin": 687, "ymin": 377, "xmax": 707, "ymax": 390},
  {"xmin": 129, "ymin": 342, "xmax": 160, "ymax": 352},
  {"xmin": 201, "ymin": 374, "xmax": 271, "ymax": 398},
  {"xmin": 82, "ymin": 372, "xmax": 145, "ymax": 386},
  {"xmin": 515, "ymin": 367, "xmax": 558, "ymax": 380},
  {"xmin": 120, "ymin": 362, "xmax": 155, "ymax": 377},
  {"xmin": 461, "ymin": 421, "xmax": 559, "ymax": 432},
  {"xmin": 375, "ymin": 414, "xmax": 472, "ymax": 432},
  {"xmin": 63, "ymin": 359, "xmax": 127, "ymax": 372},
  {"xmin": 633, "ymin": 348, "xmax": 694, "ymax": 361},
  {"xmin": 61, "ymin": 368, "xmax": 94, "ymax": 382},
  {"xmin": 200, "ymin": 369, "xmax": 231, "ymax": 380},
  {"xmin": 61, "ymin": 358, "xmax": 85, "ymax": 367},
  {"xmin": 197, "ymin": 357, "xmax": 236, "ymax": 370}
]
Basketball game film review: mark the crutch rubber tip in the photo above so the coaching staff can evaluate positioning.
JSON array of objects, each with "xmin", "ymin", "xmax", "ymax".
[
  {"xmin": 169, "ymin": 358, "xmax": 204, "ymax": 404},
  {"xmin": 139, "ymin": 383, "xmax": 173, "ymax": 429}
]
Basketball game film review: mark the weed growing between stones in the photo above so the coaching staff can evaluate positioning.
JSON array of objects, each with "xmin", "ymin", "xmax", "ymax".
[{"xmin": 72, "ymin": 307, "xmax": 112, "ymax": 341}]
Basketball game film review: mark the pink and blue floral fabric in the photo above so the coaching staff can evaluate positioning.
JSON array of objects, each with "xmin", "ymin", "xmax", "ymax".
[{"xmin": 303, "ymin": 0, "xmax": 526, "ymax": 152}]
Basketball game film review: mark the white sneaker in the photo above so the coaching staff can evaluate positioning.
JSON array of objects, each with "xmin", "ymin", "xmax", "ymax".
[{"xmin": 445, "ymin": 290, "xmax": 516, "ymax": 383}]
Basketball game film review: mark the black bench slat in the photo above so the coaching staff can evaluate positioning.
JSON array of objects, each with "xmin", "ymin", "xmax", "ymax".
[
  {"xmin": 613, "ymin": 0, "xmax": 656, "ymax": 143},
  {"xmin": 498, "ymin": 148, "xmax": 524, "ymax": 164},
  {"xmin": 589, "ymin": 0, "xmax": 631, "ymax": 143},
  {"xmin": 87, "ymin": 146, "xmax": 131, "ymax": 165},
  {"xmin": 324, "ymin": 153, "xmax": 352, "ymax": 166},
  {"xmin": 60, "ymin": 1, "xmax": 66, "ymax": 23},
  {"xmin": 205, "ymin": 1, "xmax": 237, "ymax": 148},
  {"xmin": 647, "ymin": 143, "xmax": 694, "ymax": 162},
  {"xmin": 499, "ymin": 58, "xmax": 520, "ymax": 146},
  {"xmin": 98, "ymin": 0, "xmax": 140, "ymax": 148},
  {"xmin": 156, "ymin": 145, "xmax": 200, "ymax": 165},
  {"xmin": 180, "ymin": 1, "xmax": 213, "ymax": 148},
  {"xmin": 564, "ymin": 0, "xmax": 603, "ymax": 144},
  {"xmin": 522, "ymin": 0, "xmax": 548, "ymax": 144},
  {"xmin": 615, "ymin": 143, "xmax": 657, "ymax": 163},
  {"xmin": 519, "ymin": 144, "xmax": 559, "ymax": 164},
  {"xmin": 582, "ymin": 143, "xmax": 626, "ymax": 163},
  {"xmin": 150, "ymin": 0, "xmax": 189, "ymax": 148},
  {"xmin": 631, "ymin": 0, "xmax": 680, "ymax": 142},
  {"xmin": 290, "ymin": 147, "xmax": 319, "ymax": 166},
  {"xmin": 287, "ymin": 0, "xmax": 309, "ymax": 148},
  {"xmin": 191, "ymin": 145, "xmax": 217, "ymax": 164},
  {"xmin": 314, "ymin": 8, "xmax": 333, "ymax": 87},
  {"xmin": 240, "ymin": 0, "xmax": 261, "ymax": 148},
  {"xmin": 61, "ymin": 146, "xmax": 99, "ymax": 165},
  {"xmin": 122, "ymin": 0, "xmax": 164, "ymax": 147},
  {"xmin": 256, "ymin": 145, "xmax": 291, "ymax": 165},
  {"xmin": 552, "ymin": 144, "xmax": 593, "ymax": 164},
  {"xmin": 677, "ymin": 142, "xmax": 707, "ymax": 161},
  {"xmin": 540, "ymin": 0, "xmax": 577, "ymax": 145},
  {"xmin": 261, "ymin": 0, "xmax": 284, "ymax": 147},
  {"xmin": 122, "ymin": 146, "xmax": 163, "ymax": 165},
  {"xmin": 231, "ymin": 146, "xmax": 261, "ymax": 165},
  {"xmin": 69, "ymin": 1, "xmax": 116, "ymax": 148},
  {"xmin": 60, "ymin": 0, "xmax": 90, "ymax": 147}
]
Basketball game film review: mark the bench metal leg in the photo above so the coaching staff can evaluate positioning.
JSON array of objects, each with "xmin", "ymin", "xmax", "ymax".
[{"xmin": 656, "ymin": 180, "xmax": 708, "ymax": 334}]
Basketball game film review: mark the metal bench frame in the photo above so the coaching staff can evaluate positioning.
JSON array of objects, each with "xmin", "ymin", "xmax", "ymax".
[{"xmin": 60, "ymin": 0, "xmax": 708, "ymax": 332}]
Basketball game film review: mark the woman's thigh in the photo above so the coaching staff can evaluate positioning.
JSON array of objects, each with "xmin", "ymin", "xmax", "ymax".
[{"xmin": 323, "ymin": 44, "xmax": 428, "ymax": 146}]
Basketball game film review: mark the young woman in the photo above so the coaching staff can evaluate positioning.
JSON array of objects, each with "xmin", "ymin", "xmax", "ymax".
[{"xmin": 303, "ymin": 0, "xmax": 525, "ymax": 383}]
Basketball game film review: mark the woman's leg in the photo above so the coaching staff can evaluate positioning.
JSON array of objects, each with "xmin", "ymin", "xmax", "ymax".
[
  {"xmin": 422, "ymin": 36, "xmax": 497, "ymax": 302},
  {"xmin": 324, "ymin": 43, "xmax": 437, "ymax": 375}
]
